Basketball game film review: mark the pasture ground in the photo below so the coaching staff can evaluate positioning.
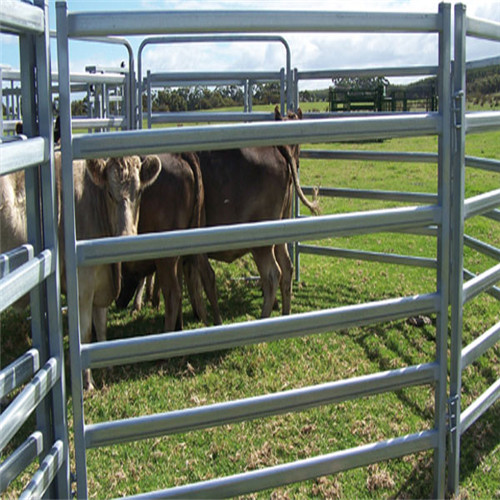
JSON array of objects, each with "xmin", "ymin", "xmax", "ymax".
[{"xmin": 1, "ymin": 105, "xmax": 499, "ymax": 498}]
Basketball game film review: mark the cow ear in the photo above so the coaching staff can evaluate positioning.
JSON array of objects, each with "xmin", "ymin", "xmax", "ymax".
[
  {"xmin": 86, "ymin": 158, "xmax": 108, "ymax": 187},
  {"xmin": 274, "ymin": 105, "xmax": 282, "ymax": 121},
  {"xmin": 297, "ymin": 108, "xmax": 303, "ymax": 120},
  {"xmin": 140, "ymin": 155, "xmax": 161, "ymax": 188}
]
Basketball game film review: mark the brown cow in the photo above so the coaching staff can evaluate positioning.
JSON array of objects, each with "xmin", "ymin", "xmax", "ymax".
[
  {"xmin": 0, "ymin": 171, "xmax": 26, "ymax": 257},
  {"xmin": 57, "ymin": 154, "xmax": 161, "ymax": 390},
  {"xmin": 116, "ymin": 153, "xmax": 221, "ymax": 331},
  {"xmin": 189, "ymin": 107, "xmax": 318, "ymax": 319},
  {"xmin": 0, "ymin": 171, "xmax": 30, "ymax": 310}
]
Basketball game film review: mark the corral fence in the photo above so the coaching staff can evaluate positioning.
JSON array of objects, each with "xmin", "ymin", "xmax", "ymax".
[
  {"xmin": 0, "ymin": 1, "xmax": 498, "ymax": 498},
  {"xmin": 0, "ymin": 1, "xmax": 69, "ymax": 498}
]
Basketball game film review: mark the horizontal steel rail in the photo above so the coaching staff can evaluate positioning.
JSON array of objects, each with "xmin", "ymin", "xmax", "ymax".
[
  {"xmin": 297, "ymin": 66, "xmax": 439, "ymax": 80},
  {"xmin": 76, "ymin": 205, "xmax": 441, "ymax": 267},
  {"xmin": 0, "ymin": 0, "xmax": 44, "ymax": 34},
  {"xmin": 72, "ymin": 117, "xmax": 126, "ymax": 130},
  {"xmin": 464, "ymin": 189, "xmax": 500, "ymax": 220},
  {"xmin": 465, "ymin": 155, "xmax": 500, "ymax": 173},
  {"xmin": 300, "ymin": 149, "xmax": 498, "ymax": 173},
  {"xmin": 67, "ymin": 10, "xmax": 441, "ymax": 38},
  {"xmin": 464, "ymin": 235, "xmax": 500, "ymax": 261},
  {"xmin": 62, "ymin": 71, "xmax": 125, "ymax": 85},
  {"xmin": 0, "ymin": 137, "xmax": 48, "ymax": 176},
  {"xmin": 0, "ymin": 358, "xmax": 59, "ymax": 453},
  {"xmin": 72, "ymin": 113, "xmax": 440, "ymax": 158},
  {"xmin": 148, "ymin": 70, "xmax": 282, "ymax": 84},
  {"xmin": 484, "ymin": 209, "xmax": 500, "ymax": 223},
  {"xmin": 300, "ymin": 149, "xmax": 438, "ymax": 164},
  {"xmin": 463, "ymin": 268, "xmax": 500, "ymax": 302},
  {"xmin": 0, "ymin": 249, "xmax": 55, "ymax": 312},
  {"xmin": 302, "ymin": 186, "xmax": 437, "ymax": 204},
  {"xmin": 460, "ymin": 379, "xmax": 500, "ymax": 435},
  {"xmin": 462, "ymin": 263, "xmax": 500, "ymax": 304},
  {"xmin": 85, "ymin": 362, "xmax": 437, "ymax": 449},
  {"xmin": 1, "ymin": 68, "xmax": 125, "ymax": 85},
  {"xmin": 122, "ymin": 430, "xmax": 438, "ymax": 499},
  {"xmin": 466, "ymin": 16, "xmax": 500, "ymax": 42},
  {"xmin": 298, "ymin": 244, "xmax": 437, "ymax": 269},
  {"xmin": 81, "ymin": 293, "xmax": 439, "ymax": 370},
  {"xmin": 461, "ymin": 321, "xmax": 500, "ymax": 369},
  {"xmin": 0, "ymin": 348, "xmax": 40, "ymax": 400},
  {"xmin": 18, "ymin": 440, "xmax": 66, "ymax": 500},
  {"xmin": 150, "ymin": 111, "xmax": 275, "ymax": 124},
  {"xmin": 0, "ymin": 432, "xmax": 44, "ymax": 493},
  {"xmin": 0, "ymin": 244, "xmax": 34, "ymax": 280},
  {"xmin": 466, "ymin": 111, "xmax": 500, "ymax": 133},
  {"xmin": 465, "ymin": 55, "xmax": 500, "ymax": 71}
]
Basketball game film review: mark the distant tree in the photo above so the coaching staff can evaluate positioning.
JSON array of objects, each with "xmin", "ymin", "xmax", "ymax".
[
  {"xmin": 71, "ymin": 99, "xmax": 87, "ymax": 116},
  {"xmin": 332, "ymin": 76, "xmax": 388, "ymax": 90}
]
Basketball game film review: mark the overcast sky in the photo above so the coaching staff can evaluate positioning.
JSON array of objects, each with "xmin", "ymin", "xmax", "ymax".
[{"xmin": 1, "ymin": 0, "xmax": 499, "ymax": 90}]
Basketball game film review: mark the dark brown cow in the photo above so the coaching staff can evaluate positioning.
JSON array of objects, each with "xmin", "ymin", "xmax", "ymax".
[
  {"xmin": 57, "ymin": 154, "xmax": 161, "ymax": 390},
  {"xmin": 117, "ymin": 153, "xmax": 221, "ymax": 331},
  {"xmin": 190, "ymin": 107, "xmax": 318, "ymax": 319}
]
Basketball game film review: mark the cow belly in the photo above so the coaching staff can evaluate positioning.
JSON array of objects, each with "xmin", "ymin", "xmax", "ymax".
[{"xmin": 208, "ymin": 248, "xmax": 249, "ymax": 263}]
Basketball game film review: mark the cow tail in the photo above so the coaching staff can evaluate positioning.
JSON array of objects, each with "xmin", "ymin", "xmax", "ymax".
[
  {"xmin": 279, "ymin": 145, "xmax": 320, "ymax": 215},
  {"xmin": 182, "ymin": 152, "xmax": 205, "ymax": 229}
]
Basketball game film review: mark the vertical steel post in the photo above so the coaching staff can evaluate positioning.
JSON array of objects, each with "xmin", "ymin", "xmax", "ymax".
[
  {"xmin": 280, "ymin": 67, "xmax": 286, "ymax": 115},
  {"xmin": 56, "ymin": 1, "xmax": 88, "ymax": 497},
  {"xmin": 448, "ymin": 3, "xmax": 467, "ymax": 495},
  {"xmin": 35, "ymin": 1, "xmax": 70, "ymax": 496},
  {"xmin": 19, "ymin": 27, "xmax": 54, "ymax": 480},
  {"xmin": 244, "ymin": 79, "xmax": 249, "ymax": 112},
  {"xmin": 293, "ymin": 68, "xmax": 299, "ymax": 112},
  {"xmin": 147, "ymin": 70, "xmax": 152, "ymax": 129},
  {"xmin": 434, "ymin": 3, "xmax": 452, "ymax": 498}
]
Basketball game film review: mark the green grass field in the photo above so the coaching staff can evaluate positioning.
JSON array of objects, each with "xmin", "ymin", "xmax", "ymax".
[{"xmin": 1, "ymin": 110, "xmax": 499, "ymax": 498}]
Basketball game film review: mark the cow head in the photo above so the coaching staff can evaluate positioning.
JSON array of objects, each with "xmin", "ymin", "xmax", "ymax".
[{"xmin": 86, "ymin": 155, "xmax": 161, "ymax": 238}]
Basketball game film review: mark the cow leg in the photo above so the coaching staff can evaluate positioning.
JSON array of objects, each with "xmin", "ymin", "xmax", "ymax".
[
  {"xmin": 252, "ymin": 247, "xmax": 281, "ymax": 318},
  {"xmin": 156, "ymin": 257, "xmax": 182, "ymax": 331},
  {"xmin": 92, "ymin": 306, "xmax": 108, "ymax": 342},
  {"xmin": 132, "ymin": 277, "xmax": 146, "ymax": 311},
  {"xmin": 185, "ymin": 254, "xmax": 222, "ymax": 326},
  {"xmin": 274, "ymin": 243, "xmax": 293, "ymax": 315},
  {"xmin": 184, "ymin": 256, "xmax": 209, "ymax": 324},
  {"xmin": 78, "ymin": 276, "xmax": 96, "ymax": 391},
  {"xmin": 151, "ymin": 273, "xmax": 161, "ymax": 309},
  {"xmin": 198, "ymin": 254, "xmax": 222, "ymax": 325},
  {"xmin": 145, "ymin": 273, "xmax": 155, "ymax": 306}
]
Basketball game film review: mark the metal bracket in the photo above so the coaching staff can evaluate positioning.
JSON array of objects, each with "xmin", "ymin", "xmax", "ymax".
[
  {"xmin": 452, "ymin": 90, "xmax": 464, "ymax": 130},
  {"xmin": 447, "ymin": 394, "xmax": 460, "ymax": 434}
]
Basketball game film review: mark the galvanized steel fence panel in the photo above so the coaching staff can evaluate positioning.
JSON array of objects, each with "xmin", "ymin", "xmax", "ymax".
[
  {"xmin": 0, "ymin": 1, "xmax": 69, "ymax": 498},
  {"xmin": 52, "ymin": 2, "xmax": 498, "ymax": 498}
]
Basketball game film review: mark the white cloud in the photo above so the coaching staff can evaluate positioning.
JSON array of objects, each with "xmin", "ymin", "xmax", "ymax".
[{"xmin": 3, "ymin": 0, "xmax": 499, "ymax": 91}]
